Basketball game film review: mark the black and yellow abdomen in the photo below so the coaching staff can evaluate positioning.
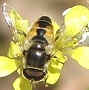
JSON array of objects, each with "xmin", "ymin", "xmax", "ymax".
[{"xmin": 26, "ymin": 16, "xmax": 54, "ymax": 45}]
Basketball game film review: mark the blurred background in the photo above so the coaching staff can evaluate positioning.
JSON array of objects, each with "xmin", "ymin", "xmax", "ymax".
[{"xmin": 0, "ymin": 0, "xmax": 89, "ymax": 90}]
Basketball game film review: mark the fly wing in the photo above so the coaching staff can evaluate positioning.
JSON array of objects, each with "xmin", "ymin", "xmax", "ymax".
[
  {"xmin": 45, "ymin": 20, "xmax": 67, "ymax": 84},
  {"xmin": 51, "ymin": 5, "xmax": 89, "ymax": 71},
  {"xmin": 2, "ymin": 3, "xmax": 29, "ymax": 58},
  {"xmin": 2, "ymin": 3, "xmax": 29, "ymax": 44}
]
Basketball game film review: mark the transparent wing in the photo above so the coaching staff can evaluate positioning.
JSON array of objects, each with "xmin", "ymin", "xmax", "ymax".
[
  {"xmin": 2, "ymin": 3, "xmax": 29, "ymax": 44},
  {"xmin": 2, "ymin": 3, "xmax": 29, "ymax": 58},
  {"xmin": 49, "ymin": 5, "xmax": 89, "ymax": 76},
  {"xmin": 45, "ymin": 21, "xmax": 67, "ymax": 84},
  {"xmin": 2, "ymin": 3, "xmax": 12, "ymax": 27},
  {"xmin": 52, "ymin": 5, "xmax": 89, "ymax": 71}
]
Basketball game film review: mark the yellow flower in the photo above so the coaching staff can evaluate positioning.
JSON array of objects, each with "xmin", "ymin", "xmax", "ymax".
[{"xmin": 1, "ymin": 4, "xmax": 89, "ymax": 90}]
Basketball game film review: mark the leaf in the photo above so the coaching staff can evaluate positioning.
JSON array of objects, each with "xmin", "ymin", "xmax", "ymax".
[
  {"xmin": 7, "ymin": 41, "xmax": 22, "ymax": 58},
  {"xmin": 46, "ymin": 65, "xmax": 60, "ymax": 84},
  {"xmin": 13, "ymin": 76, "xmax": 32, "ymax": 90},
  {"xmin": 0, "ymin": 56, "xmax": 22, "ymax": 77},
  {"xmin": 70, "ymin": 46, "xmax": 89, "ymax": 69},
  {"xmin": 64, "ymin": 5, "xmax": 89, "ymax": 38}
]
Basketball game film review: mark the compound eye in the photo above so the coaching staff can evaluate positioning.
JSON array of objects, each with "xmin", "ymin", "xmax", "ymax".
[
  {"xmin": 23, "ymin": 69, "xmax": 32, "ymax": 80},
  {"xmin": 23, "ymin": 68, "xmax": 46, "ymax": 81},
  {"xmin": 33, "ymin": 71, "xmax": 43, "ymax": 77}
]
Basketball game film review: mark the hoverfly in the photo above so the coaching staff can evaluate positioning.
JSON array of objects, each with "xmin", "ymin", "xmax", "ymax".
[{"xmin": 2, "ymin": 3, "xmax": 64, "ymax": 84}]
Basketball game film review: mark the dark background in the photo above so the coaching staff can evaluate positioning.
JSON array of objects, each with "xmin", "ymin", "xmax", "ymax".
[{"xmin": 0, "ymin": 0, "xmax": 89, "ymax": 90}]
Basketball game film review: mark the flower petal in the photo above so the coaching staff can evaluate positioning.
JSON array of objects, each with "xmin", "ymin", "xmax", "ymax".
[
  {"xmin": 46, "ymin": 49, "xmax": 66, "ymax": 84},
  {"xmin": 15, "ymin": 20, "xmax": 28, "ymax": 34},
  {"xmin": 50, "ymin": 58, "xmax": 63, "ymax": 70},
  {"xmin": 64, "ymin": 5, "xmax": 89, "ymax": 37},
  {"xmin": 62, "ymin": 8, "xmax": 71, "ymax": 16},
  {"xmin": 0, "ymin": 56, "xmax": 22, "ymax": 77},
  {"xmin": 9, "ymin": 9, "xmax": 22, "ymax": 20},
  {"xmin": 9, "ymin": 9, "xmax": 28, "ymax": 34},
  {"xmin": 52, "ymin": 20, "xmax": 60, "ymax": 38},
  {"xmin": 79, "ymin": 32, "xmax": 89, "ymax": 45},
  {"xmin": 7, "ymin": 41, "xmax": 22, "ymax": 58},
  {"xmin": 50, "ymin": 51, "xmax": 67, "ymax": 70},
  {"xmin": 46, "ymin": 65, "xmax": 60, "ymax": 84},
  {"xmin": 70, "ymin": 46, "xmax": 89, "ymax": 69},
  {"xmin": 14, "ymin": 33, "xmax": 26, "ymax": 45},
  {"xmin": 13, "ymin": 76, "xmax": 32, "ymax": 90}
]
